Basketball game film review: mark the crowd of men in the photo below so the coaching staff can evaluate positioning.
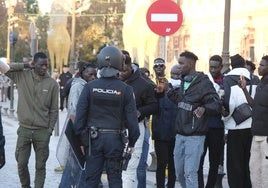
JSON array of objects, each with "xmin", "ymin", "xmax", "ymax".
[{"xmin": 0, "ymin": 46, "xmax": 268, "ymax": 188}]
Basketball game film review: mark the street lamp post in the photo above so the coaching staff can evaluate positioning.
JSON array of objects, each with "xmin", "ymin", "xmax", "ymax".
[
  {"xmin": 6, "ymin": 0, "xmax": 17, "ymax": 64},
  {"xmin": 29, "ymin": 20, "xmax": 38, "ymax": 57},
  {"xmin": 243, "ymin": 27, "xmax": 249, "ymax": 59},
  {"xmin": 69, "ymin": 0, "xmax": 76, "ymax": 73},
  {"xmin": 5, "ymin": 0, "xmax": 17, "ymax": 118},
  {"xmin": 221, "ymin": 0, "xmax": 231, "ymax": 73},
  {"xmin": 59, "ymin": 0, "xmax": 91, "ymax": 73}
]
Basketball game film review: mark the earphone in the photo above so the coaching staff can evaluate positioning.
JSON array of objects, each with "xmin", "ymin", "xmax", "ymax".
[{"xmin": 179, "ymin": 72, "xmax": 199, "ymax": 82}]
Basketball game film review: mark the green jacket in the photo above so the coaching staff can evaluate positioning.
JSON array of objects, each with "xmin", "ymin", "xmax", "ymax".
[{"xmin": 6, "ymin": 63, "xmax": 59, "ymax": 130}]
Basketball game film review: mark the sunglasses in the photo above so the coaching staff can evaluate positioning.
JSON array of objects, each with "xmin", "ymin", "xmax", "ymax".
[{"xmin": 153, "ymin": 64, "xmax": 165, "ymax": 68}]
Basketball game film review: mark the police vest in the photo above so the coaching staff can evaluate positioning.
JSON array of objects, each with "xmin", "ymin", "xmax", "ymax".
[{"xmin": 88, "ymin": 80, "xmax": 126, "ymax": 129}]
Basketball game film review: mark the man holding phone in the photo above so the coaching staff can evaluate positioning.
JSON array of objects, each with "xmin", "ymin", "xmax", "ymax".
[{"xmin": 222, "ymin": 54, "xmax": 259, "ymax": 188}]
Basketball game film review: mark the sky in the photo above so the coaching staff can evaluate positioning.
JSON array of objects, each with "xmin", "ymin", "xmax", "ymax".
[{"xmin": 37, "ymin": 0, "xmax": 53, "ymax": 14}]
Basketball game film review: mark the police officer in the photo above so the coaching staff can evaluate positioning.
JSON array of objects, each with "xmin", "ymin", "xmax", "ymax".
[
  {"xmin": 73, "ymin": 46, "xmax": 140, "ymax": 188},
  {"xmin": 58, "ymin": 65, "xmax": 72, "ymax": 111}
]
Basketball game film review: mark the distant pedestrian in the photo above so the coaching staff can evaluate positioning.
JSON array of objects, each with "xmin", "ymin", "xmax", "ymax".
[
  {"xmin": 245, "ymin": 60, "xmax": 260, "ymax": 84},
  {"xmin": 5, "ymin": 52, "xmax": 59, "ymax": 188},
  {"xmin": 0, "ymin": 73, "xmax": 10, "ymax": 102},
  {"xmin": 58, "ymin": 65, "xmax": 72, "ymax": 111}
]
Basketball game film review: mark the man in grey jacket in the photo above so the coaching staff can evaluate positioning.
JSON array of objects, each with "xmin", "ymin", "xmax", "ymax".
[{"xmin": 5, "ymin": 52, "xmax": 59, "ymax": 188}]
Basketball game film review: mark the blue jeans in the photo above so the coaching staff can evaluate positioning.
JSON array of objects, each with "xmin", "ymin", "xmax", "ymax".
[
  {"xmin": 174, "ymin": 134, "xmax": 205, "ymax": 188},
  {"xmin": 137, "ymin": 126, "xmax": 150, "ymax": 188}
]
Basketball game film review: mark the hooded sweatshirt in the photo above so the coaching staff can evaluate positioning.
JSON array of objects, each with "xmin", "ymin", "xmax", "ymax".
[{"xmin": 222, "ymin": 67, "xmax": 258, "ymax": 130}]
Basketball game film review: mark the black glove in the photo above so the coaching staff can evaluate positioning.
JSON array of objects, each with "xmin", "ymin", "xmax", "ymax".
[
  {"xmin": 0, "ymin": 146, "xmax": 5, "ymax": 169},
  {"xmin": 79, "ymin": 128, "xmax": 89, "ymax": 147},
  {"xmin": 221, "ymin": 106, "xmax": 229, "ymax": 117}
]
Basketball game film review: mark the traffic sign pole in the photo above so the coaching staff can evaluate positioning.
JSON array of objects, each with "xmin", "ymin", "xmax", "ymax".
[{"xmin": 162, "ymin": 36, "xmax": 166, "ymax": 60}]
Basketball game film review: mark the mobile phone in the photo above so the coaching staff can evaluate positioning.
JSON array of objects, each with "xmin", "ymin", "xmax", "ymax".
[{"xmin": 240, "ymin": 73, "xmax": 243, "ymax": 81}]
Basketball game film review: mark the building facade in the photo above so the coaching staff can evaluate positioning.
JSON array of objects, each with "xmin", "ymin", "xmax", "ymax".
[{"xmin": 123, "ymin": 0, "xmax": 268, "ymax": 75}]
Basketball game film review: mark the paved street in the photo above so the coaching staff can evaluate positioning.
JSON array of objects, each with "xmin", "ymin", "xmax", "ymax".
[{"xmin": 0, "ymin": 89, "xmax": 228, "ymax": 187}]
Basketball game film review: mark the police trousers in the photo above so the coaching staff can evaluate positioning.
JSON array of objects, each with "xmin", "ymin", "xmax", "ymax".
[
  {"xmin": 85, "ymin": 132, "xmax": 124, "ymax": 188},
  {"xmin": 15, "ymin": 126, "xmax": 52, "ymax": 188}
]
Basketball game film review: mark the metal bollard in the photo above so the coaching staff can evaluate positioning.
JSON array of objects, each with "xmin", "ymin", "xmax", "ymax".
[
  {"xmin": 9, "ymin": 80, "xmax": 15, "ymax": 118},
  {"xmin": 54, "ymin": 113, "xmax": 59, "ymax": 136}
]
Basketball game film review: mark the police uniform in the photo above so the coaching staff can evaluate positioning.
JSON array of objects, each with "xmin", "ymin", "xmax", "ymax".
[
  {"xmin": 73, "ymin": 46, "xmax": 140, "ymax": 188},
  {"xmin": 59, "ymin": 69, "xmax": 72, "ymax": 111}
]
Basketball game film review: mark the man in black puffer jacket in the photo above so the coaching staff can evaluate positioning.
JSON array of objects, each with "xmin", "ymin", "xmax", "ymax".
[
  {"xmin": 156, "ymin": 51, "xmax": 222, "ymax": 188},
  {"xmin": 119, "ymin": 51, "xmax": 158, "ymax": 187}
]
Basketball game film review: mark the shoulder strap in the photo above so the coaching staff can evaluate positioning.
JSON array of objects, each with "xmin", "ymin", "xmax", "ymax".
[{"xmin": 249, "ymin": 74, "xmax": 252, "ymax": 95}]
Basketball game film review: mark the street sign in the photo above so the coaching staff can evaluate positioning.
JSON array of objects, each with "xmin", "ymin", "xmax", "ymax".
[{"xmin": 146, "ymin": 0, "xmax": 183, "ymax": 36}]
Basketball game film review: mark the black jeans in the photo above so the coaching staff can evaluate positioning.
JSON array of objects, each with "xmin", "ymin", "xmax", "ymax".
[
  {"xmin": 227, "ymin": 129, "xmax": 252, "ymax": 188},
  {"xmin": 154, "ymin": 140, "xmax": 176, "ymax": 188},
  {"xmin": 60, "ymin": 95, "xmax": 68, "ymax": 110},
  {"xmin": 198, "ymin": 128, "xmax": 225, "ymax": 188}
]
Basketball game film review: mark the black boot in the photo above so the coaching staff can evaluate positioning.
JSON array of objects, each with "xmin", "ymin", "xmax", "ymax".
[{"xmin": 214, "ymin": 173, "xmax": 225, "ymax": 188}]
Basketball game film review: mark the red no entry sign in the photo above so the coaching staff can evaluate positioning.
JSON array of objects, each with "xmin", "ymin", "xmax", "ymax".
[{"xmin": 146, "ymin": 0, "xmax": 183, "ymax": 36}]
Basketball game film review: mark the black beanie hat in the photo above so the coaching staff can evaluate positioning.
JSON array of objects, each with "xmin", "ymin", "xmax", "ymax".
[{"xmin": 230, "ymin": 54, "xmax": 245, "ymax": 69}]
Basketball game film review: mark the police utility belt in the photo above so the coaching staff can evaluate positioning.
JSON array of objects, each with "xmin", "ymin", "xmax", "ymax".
[
  {"xmin": 90, "ymin": 127, "xmax": 121, "ymax": 138},
  {"xmin": 90, "ymin": 127, "xmax": 128, "ymax": 143}
]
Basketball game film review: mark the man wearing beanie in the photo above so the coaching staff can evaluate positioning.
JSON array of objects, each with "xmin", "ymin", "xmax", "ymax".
[{"xmin": 222, "ymin": 54, "xmax": 259, "ymax": 188}]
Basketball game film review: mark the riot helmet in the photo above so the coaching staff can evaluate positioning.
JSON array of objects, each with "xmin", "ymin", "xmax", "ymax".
[{"xmin": 97, "ymin": 46, "xmax": 125, "ymax": 71}]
